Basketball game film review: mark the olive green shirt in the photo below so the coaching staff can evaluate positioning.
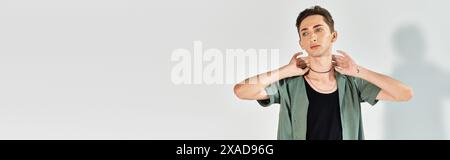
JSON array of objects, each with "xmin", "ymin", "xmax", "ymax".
[{"xmin": 257, "ymin": 72, "xmax": 381, "ymax": 140}]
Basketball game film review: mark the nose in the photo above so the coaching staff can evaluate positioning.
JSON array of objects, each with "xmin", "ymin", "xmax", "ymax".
[{"xmin": 310, "ymin": 34, "xmax": 317, "ymax": 43}]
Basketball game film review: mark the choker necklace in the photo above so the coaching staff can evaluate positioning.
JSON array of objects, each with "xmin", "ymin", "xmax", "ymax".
[{"xmin": 309, "ymin": 66, "xmax": 333, "ymax": 73}]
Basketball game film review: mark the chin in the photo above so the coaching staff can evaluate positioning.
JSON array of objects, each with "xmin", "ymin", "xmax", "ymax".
[
  {"xmin": 308, "ymin": 51, "xmax": 322, "ymax": 57},
  {"xmin": 308, "ymin": 49, "xmax": 330, "ymax": 57}
]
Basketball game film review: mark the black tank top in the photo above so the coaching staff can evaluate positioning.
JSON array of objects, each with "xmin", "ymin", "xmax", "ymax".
[{"xmin": 305, "ymin": 79, "xmax": 342, "ymax": 140}]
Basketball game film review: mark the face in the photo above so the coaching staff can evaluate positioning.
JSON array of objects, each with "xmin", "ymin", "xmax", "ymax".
[{"xmin": 298, "ymin": 15, "xmax": 337, "ymax": 57}]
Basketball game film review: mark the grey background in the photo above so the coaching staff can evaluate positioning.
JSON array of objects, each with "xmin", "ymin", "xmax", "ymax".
[{"xmin": 0, "ymin": 0, "xmax": 449, "ymax": 139}]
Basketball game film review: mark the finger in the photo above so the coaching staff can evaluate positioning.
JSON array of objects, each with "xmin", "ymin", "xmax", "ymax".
[
  {"xmin": 297, "ymin": 62, "xmax": 306, "ymax": 68},
  {"xmin": 341, "ymin": 63, "xmax": 348, "ymax": 68},
  {"xmin": 297, "ymin": 60, "xmax": 308, "ymax": 69},
  {"xmin": 334, "ymin": 66, "xmax": 343, "ymax": 73},
  {"xmin": 333, "ymin": 54, "xmax": 345, "ymax": 60},
  {"xmin": 332, "ymin": 60, "xmax": 338, "ymax": 66},
  {"xmin": 297, "ymin": 57, "xmax": 306, "ymax": 62},
  {"xmin": 335, "ymin": 59, "xmax": 346, "ymax": 66},
  {"xmin": 336, "ymin": 50, "xmax": 353, "ymax": 61},
  {"xmin": 300, "ymin": 59, "xmax": 308, "ymax": 65},
  {"xmin": 300, "ymin": 67, "xmax": 310, "ymax": 75},
  {"xmin": 335, "ymin": 57, "xmax": 344, "ymax": 63},
  {"xmin": 334, "ymin": 56, "xmax": 344, "ymax": 63},
  {"xmin": 291, "ymin": 52, "xmax": 302, "ymax": 60},
  {"xmin": 296, "ymin": 58, "xmax": 303, "ymax": 64},
  {"xmin": 336, "ymin": 55, "xmax": 350, "ymax": 64},
  {"xmin": 295, "ymin": 52, "xmax": 304, "ymax": 58},
  {"xmin": 332, "ymin": 55, "xmax": 337, "ymax": 61},
  {"xmin": 335, "ymin": 61, "xmax": 344, "ymax": 67},
  {"xmin": 300, "ymin": 57, "xmax": 310, "ymax": 64},
  {"xmin": 303, "ymin": 67, "xmax": 310, "ymax": 73},
  {"xmin": 336, "ymin": 50, "xmax": 347, "ymax": 56},
  {"xmin": 299, "ymin": 56, "xmax": 310, "ymax": 62}
]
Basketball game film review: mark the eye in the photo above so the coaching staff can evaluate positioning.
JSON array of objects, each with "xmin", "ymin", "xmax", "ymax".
[{"xmin": 302, "ymin": 32, "xmax": 309, "ymax": 37}]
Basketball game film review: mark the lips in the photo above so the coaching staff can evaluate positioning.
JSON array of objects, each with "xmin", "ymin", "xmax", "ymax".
[{"xmin": 310, "ymin": 44, "xmax": 320, "ymax": 49}]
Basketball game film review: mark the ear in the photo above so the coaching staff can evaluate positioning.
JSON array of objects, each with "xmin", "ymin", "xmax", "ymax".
[{"xmin": 331, "ymin": 31, "xmax": 338, "ymax": 43}]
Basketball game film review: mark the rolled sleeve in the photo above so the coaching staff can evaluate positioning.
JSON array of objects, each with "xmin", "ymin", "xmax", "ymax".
[
  {"xmin": 356, "ymin": 78, "xmax": 381, "ymax": 106},
  {"xmin": 257, "ymin": 81, "xmax": 281, "ymax": 107}
]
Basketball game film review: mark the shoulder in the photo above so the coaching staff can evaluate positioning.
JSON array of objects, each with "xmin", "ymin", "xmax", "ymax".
[
  {"xmin": 273, "ymin": 76, "xmax": 305, "ymax": 92},
  {"xmin": 337, "ymin": 74, "xmax": 360, "ymax": 85},
  {"xmin": 281, "ymin": 76, "xmax": 304, "ymax": 85}
]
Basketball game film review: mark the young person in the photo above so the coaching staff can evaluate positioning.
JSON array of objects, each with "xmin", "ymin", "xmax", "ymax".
[{"xmin": 233, "ymin": 5, "xmax": 413, "ymax": 140}]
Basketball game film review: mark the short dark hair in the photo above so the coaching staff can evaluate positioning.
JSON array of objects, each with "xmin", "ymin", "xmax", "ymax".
[{"xmin": 295, "ymin": 5, "xmax": 335, "ymax": 35}]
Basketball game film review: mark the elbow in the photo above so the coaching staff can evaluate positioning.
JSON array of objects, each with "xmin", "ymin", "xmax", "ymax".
[
  {"xmin": 398, "ymin": 87, "xmax": 414, "ymax": 101},
  {"xmin": 405, "ymin": 87, "xmax": 414, "ymax": 101},
  {"xmin": 233, "ymin": 84, "xmax": 245, "ymax": 100}
]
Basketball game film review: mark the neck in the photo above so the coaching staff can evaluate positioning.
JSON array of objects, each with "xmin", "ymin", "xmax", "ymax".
[{"xmin": 306, "ymin": 52, "xmax": 334, "ymax": 81}]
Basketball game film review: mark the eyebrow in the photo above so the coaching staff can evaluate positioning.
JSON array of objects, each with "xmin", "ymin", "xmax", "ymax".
[{"xmin": 300, "ymin": 24, "xmax": 324, "ymax": 32}]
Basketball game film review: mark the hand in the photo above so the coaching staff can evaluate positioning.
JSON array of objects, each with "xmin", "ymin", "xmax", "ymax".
[
  {"xmin": 281, "ymin": 52, "xmax": 310, "ymax": 77},
  {"xmin": 332, "ymin": 50, "xmax": 360, "ymax": 77}
]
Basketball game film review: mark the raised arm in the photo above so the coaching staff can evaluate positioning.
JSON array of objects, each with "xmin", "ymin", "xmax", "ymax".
[
  {"xmin": 333, "ymin": 50, "xmax": 413, "ymax": 101},
  {"xmin": 234, "ymin": 52, "xmax": 310, "ymax": 100}
]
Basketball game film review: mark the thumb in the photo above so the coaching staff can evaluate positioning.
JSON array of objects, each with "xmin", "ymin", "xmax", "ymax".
[
  {"xmin": 334, "ymin": 66, "xmax": 343, "ymax": 74},
  {"xmin": 301, "ymin": 68, "xmax": 310, "ymax": 75},
  {"xmin": 292, "ymin": 52, "xmax": 302, "ymax": 59}
]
